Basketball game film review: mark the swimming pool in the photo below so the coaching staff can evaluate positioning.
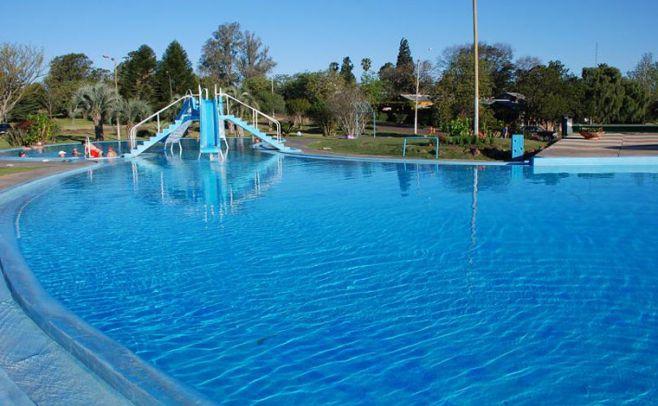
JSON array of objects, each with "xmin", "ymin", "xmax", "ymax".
[
  {"xmin": 11, "ymin": 141, "xmax": 658, "ymax": 403},
  {"xmin": 0, "ymin": 141, "xmax": 130, "ymax": 160}
]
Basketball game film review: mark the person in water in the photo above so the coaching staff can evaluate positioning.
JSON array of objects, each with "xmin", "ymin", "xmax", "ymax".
[
  {"xmin": 18, "ymin": 151, "xmax": 26, "ymax": 158},
  {"xmin": 72, "ymin": 148, "xmax": 81, "ymax": 157},
  {"xmin": 106, "ymin": 146, "xmax": 118, "ymax": 158},
  {"xmin": 84, "ymin": 141, "xmax": 103, "ymax": 158}
]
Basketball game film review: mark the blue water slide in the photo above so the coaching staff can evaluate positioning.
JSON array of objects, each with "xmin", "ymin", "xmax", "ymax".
[
  {"xmin": 199, "ymin": 98, "xmax": 220, "ymax": 154},
  {"xmin": 127, "ymin": 97, "xmax": 199, "ymax": 157}
]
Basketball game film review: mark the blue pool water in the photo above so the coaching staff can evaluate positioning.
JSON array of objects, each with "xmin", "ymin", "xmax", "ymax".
[
  {"xmin": 15, "ymin": 142, "xmax": 658, "ymax": 403},
  {"xmin": 0, "ymin": 141, "xmax": 130, "ymax": 159}
]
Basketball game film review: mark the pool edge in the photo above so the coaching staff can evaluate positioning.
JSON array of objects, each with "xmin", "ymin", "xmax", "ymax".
[
  {"xmin": 0, "ymin": 163, "xmax": 213, "ymax": 405},
  {"xmin": 275, "ymin": 149, "xmax": 529, "ymax": 166}
]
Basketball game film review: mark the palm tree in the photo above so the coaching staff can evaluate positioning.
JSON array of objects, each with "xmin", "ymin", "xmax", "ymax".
[
  {"xmin": 75, "ymin": 83, "xmax": 119, "ymax": 140},
  {"xmin": 114, "ymin": 99, "xmax": 151, "ymax": 137},
  {"xmin": 65, "ymin": 97, "xmax": 80, "ymax": 126},
  {"xmin": 361, "ymin": 58, "xmax": 372, "ymax": 73},
  {"xmin": 224, "ymin": 86, "xmax": 260, "ymax": 121}
]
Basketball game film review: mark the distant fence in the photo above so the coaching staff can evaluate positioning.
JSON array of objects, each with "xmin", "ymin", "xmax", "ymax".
[{"xmin": 573, "ymin": 124, "xmax": 658, "ymax": 133}]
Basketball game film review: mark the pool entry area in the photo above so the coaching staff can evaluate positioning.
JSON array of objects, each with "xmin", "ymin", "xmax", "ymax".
[{"xmin": 125, "ymin": 87, "xmax": 298, "ymax": 159}]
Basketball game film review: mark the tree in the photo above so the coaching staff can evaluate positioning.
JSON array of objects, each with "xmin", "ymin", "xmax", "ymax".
[
  {"xmin": 629, "ymin": 53, "xmax": 658, "ymax": 95},
  {"xmin": 115, "ymin": 98, "xmax": 151, "ymax": 135},
  {"xmin": 620, "ymin": 78, "xmax": 650, "ymax": 123},
  {"xmin": 361, "ymin": 58, "xmax": 372, "ymax": 73},
  {"xmin": 0, "ymin": 43, "xmax": 44, "ymax": 122},
  {"xmin": 327, "ymin": 84, "xmax": 368, "ymax": 136},
  {"xmin": 340, "ymin": 56, "xmax": 356, "ymax": 84},
  {"xmin": 479, "ymin": 43, "xmax": 515, "ymax": 95},
  {"xmin": 7, "ymin": 83, "xmax": 44, "ymax": 121},
  {"xmin": 628, "ymin": 53, "xmax": 658, "ymax": 120},
  {"xmin": 440, "ymin": 43, "xmax": 514, "ymax": 96},
  {"xmin": 515, "ymin": 61, "xmax": 580, "ymax": 126},
  {"xmin": 329, "ymin": 62, "xmax": 339, "ymax": 73},
  {"xmin": 74, "ymin": 83, "xmax": 119, "ymax": 140},
  {"xmin": 515, "ymin": 56, "xmax": 542, "ymax": 72},
  {"xmin": 394, "ymin": 38, "xmax": 415, "ymax": 93},
  {"xmin": 119, "ymin": 45, "xmax": 157, "ymax": 103},
  {"xmin": 155, "ymin": 41, "xmax": 196, "ymax": 105},
  {"xmin": 241, "ymin": 76, "xmax": 285, "ymax": 114},
  {"xmin": 582, "ymin": 64, "xmax": 626, "ymax": 123},
  {"xmin": 434, "ymin": 45, "xmax": 494, "ymax": 123},
  {"xmin": 375, "ymin": 62, "xmax": 398, "ymax": 106},
  {"xmin": 199, "ymin": 23, "xmax": 276, "ymax": 86},
  {"xmin": 199, "ymin": 22, "xmax": 242, "ymax": 86},
  {"xmin": 286, "ymin": 98, "xmax": 311, "ymax": 127},
  {"xmin": 65, "ymin": 96, "xmax": 81, "ymax": 125},
  {"xmin": 236, "ymin": 31, "xmax": 276, "ymax": 80},
  {"xmin": 44, "ymin": 53, "xmax": 94, "ymax": 117},
  {"xmin": 47, "ymin": 53, "xmax": 93, "ymax": 83}
]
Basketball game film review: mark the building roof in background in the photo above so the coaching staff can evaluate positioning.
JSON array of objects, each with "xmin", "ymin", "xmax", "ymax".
[{"xmin": 400, "ymin": 94, "xmax": 433, "ymax": 102}]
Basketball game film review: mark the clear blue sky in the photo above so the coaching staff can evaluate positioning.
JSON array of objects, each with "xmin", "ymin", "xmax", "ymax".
[{"xmin": 2, "ymin": 0, "xmax": 657, "ymax": 78}]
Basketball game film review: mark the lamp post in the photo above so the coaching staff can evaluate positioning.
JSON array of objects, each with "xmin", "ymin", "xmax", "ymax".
[
  {"xmin": 473, "ymin": 0, "xmax": 480, "ymax": 137},
  {"xmin": 166, "ymin": 70, "xmax": 173, "ymax": 100},
  {"xmin": 103, "ymin": 55, "xmax": 121, "ymax": 143},
  {"xmin": 414, "ymin": 59, "xmax": 421, "ymax": 135},
  {"xmin": 414, "ymin": 48, "xmax": 431, "ymax": 135}
]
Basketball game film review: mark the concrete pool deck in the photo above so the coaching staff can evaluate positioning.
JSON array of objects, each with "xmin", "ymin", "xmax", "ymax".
[
  {"xmin": 0, "ymin": 160, "xmax": 131, "ymax": 404},
  {"xmin": 0, "ymin": 159, "xmax": 211, "ymax": 405},
  {"xmin": 0, "ymin": 268, "xmax": 130, "ymax": 404},
  {"xmin": 533, "ymin": 132, "xmax": 658, "ymax": 166}
]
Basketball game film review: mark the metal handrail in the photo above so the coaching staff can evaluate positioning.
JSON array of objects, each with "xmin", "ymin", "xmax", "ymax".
[
  {"xmin": 218, "ymin": 91, "xmax": 282, "ymax": 142},
  {"xmin": 129, "ymin": 94, "xmax": 195, "ymax": 149}
]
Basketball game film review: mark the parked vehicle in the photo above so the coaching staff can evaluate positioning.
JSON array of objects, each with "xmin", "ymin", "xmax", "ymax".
[{"xmin": 0, "ymin": 123, "xmax": 10, "ymax": 134}]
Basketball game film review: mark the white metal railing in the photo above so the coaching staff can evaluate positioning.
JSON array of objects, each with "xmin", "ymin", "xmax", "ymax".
[
  {"xmin": 216, "ymin": 89, "xmax": 282, "ymax": 142},
  {"xmin": 129, "ymin": 94, "xmax": 196, "ymax": 150},
  {"xmin": 128, "ymin": 88, "xmax": 282, "ymax": 154}
]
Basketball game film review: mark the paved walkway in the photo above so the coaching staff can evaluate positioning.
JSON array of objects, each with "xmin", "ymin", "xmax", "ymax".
[
  {"xmin": 0, "ymin": 276, "xmax": 129, "ymax": 404},
  {"xmin": 0, "ymin": 159, "xmax": 130, "ymax": 404},
  {"xmin": 0, "ymin": 160, "xmax": 95, "ymax": 191},
  {"xmin": 536, "ymin": 132, "xmax": 658, "ymax": 158}
]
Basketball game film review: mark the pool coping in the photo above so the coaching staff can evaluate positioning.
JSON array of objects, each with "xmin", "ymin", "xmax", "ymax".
[
  {"xmin": 277, "ymin": 150, "xmax": 530, "ymax": 166},
  {"xmin": 533, "ymin": 155, "xmax": 658, "ymax": 167},
  {"xmin": 0, "ymin": 163, "xmax": 212, "ymax": 405}
]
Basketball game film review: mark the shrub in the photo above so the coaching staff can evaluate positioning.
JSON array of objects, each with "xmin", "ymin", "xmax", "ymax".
[
  {"xmin": 26, "ymin": 113, "xmax": 59, "ymax": 144},
  {"xmin": 446, "ymin": 117, "xmax": 471, "ymax": 139},
  {"xmin": 5, "ymin": 126, "xmax": 31, "ymax": 146}
]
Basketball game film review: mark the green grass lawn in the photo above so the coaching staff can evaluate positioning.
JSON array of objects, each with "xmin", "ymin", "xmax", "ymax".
[
  {"xmin": 306, "ymin": 136, "xmax": 548, "ymax": 161},
  {"xmin": 0, "ymin": 166, "xmax": 41, "ymax": 176}
]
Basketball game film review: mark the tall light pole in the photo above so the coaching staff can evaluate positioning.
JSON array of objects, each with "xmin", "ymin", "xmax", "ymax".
[
  {"xmin": 166, "ymin": 70, "xmax": 173, "ymax": 100},
  {"xmin": 414, "ymin": 59, "xmax": 421, "ymax": 135},
  {"xmin": 473, "ymin": 0, "xmax": 480, "ymax": 137},
  {"xmin": 103, "ymin": 55, "xmax": 121, "ymax": 143},
  {"xmin": 414, "ymin": 48, "xmax": 431, "ymax": 135}
]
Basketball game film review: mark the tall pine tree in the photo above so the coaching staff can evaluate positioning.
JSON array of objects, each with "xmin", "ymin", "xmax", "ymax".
[
  {"xmin": 119, "ymin": 45, "xmax": 157, "ymax": 103},
  {"xmin": 155, "ymin": 41, "xmax": 196, "ymax": 106},
  {"xmin": 395, "ymin": 38, "xmax": 415, "ymax": 93},
  {"xmin": 340, "ymin": 56, "xmax": 356, "ymax": 84}
]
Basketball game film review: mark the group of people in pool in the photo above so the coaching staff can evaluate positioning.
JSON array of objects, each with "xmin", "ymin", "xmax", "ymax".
[{"xmin": 17, "ymin": 141, "xmax": 118, "ymax": 159}]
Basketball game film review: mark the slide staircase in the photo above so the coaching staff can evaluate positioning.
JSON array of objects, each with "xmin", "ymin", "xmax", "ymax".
[
  {"xmin": 128, "ymin": 118, "xmax": 191, "ymax": 157},
  {"xmin": 125, "ymin": 87, "xmax": 298, "ymax": 159},
  {"xmin": 218, "ymin": 90, "xmax": 299, "ymax": 153},
  {"xmin": 223, "ymin": 115, "xmax": 295, "ymax": 152},
  {"xmin": 126, "ymin": 94, "xmax": 198, "ymax": 158}
]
